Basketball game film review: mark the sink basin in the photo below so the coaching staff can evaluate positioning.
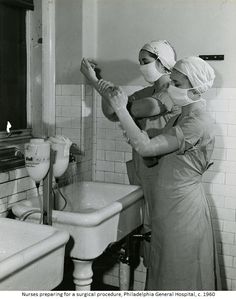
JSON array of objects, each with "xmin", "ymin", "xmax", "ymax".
[
  {"xmin": 0, "ymin": 218, "xmax": 69, "ymax": 290},
  {"xmin": 13, "ymin": 181, "xmax": 144, "ymax": 259},
  {"xmin": 12, "ymin": 181, "xmax": 144, "ymax": 290}
]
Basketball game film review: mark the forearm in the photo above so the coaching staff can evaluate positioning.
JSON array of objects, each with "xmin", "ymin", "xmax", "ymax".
[
  {"xmin": 102, "ymin": 97, "xmax": 119, "ymax": 121},
  {"xmin": 116, "ymin": 107, "xmax": 179, "ymax": 157},
  {"xmin": 115, "ymin": 107, "xmax": 157, "ymax": 157}
]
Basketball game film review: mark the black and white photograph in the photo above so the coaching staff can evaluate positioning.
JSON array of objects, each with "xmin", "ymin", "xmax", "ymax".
[{"xmin": 0, "ymin": 0, "xmax": 235, "ymax": 297}]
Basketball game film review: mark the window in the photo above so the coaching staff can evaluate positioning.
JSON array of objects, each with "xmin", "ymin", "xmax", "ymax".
[{"xmin": 0, "ymin": 0, "xmax": 34, "ymax": 133}]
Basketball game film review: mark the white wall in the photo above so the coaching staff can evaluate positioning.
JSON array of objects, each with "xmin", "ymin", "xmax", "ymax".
[
  {"xmin": 55, "ymin": 0, "xmax": 97, "ymax": 84},
  {"xmin": 96, "ymin": 0, "xmax": 236, "ymax": 87}
]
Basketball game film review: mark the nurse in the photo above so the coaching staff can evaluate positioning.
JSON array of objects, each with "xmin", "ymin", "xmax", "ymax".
[
  {"xmin": 96, "ymin": 56, "xmax": 221, "ymax": 290},
  {"xmin": 80, "ymin": 40, "xmax": 180, "ymax": 267}
]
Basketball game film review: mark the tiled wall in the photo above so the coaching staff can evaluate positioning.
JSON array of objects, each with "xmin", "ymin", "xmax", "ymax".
[
  {"xmin": 0, "ymin": 168, "xmax": 40, "ymax": 218},
  {"xmin": 93, "ymin": 86, "xmax": 236, "ymax": 291},
  {"xmin": 55, "ymin": 84, "xmax": 94, "ymax": 182}
]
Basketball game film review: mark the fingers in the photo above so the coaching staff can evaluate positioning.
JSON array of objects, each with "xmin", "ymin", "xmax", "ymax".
[
  {"xmin": 87, "ymin": 59, "xmax": 97, "ymax": 69},
  {"xmin": 98, "ymin": 79, "xmax": 114, "ymax": 94},
  {"xmin": 82, "ymin": 58, "xmax": 93, "ymax": 70}
]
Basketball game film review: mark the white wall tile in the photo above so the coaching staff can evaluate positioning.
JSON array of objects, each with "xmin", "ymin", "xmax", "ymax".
[
  {"xmin": 104, "ymin": 172, "xmax": 124, "ymax": 184},
  {"xmin": 228, "ymin": 125, "xmax": 236, "ymax": 137},
  {"xmin": 203, "ymin": 88, "xmax": 217, "ymax": 101},
  {"xmin": 0, "ymin": 173, "xmax": 9, "ymax": 184},
  {"xmin": 216, "ymin": 88, "xmax": 236, "ymax": 100},
  {"xmin": 56, "ymin": 117, "xmax": 72, "ymax": 128},
  {"xmin": 222, "ymin": 244, "xmax": 236, "ymax": 257},
  {"xmin": 55, "ymin": 84, "xmax": 62, "ymax": 95},
  {"xmin": 215, "ymin": 112, "xmax": 236, "ymax": 125},
  {"xmin": 226, "ymin": 173, "xmax": 236, "ymax": 186},
  {"xmin": 207, "ymin": 194, "xmax": 225, "ymax": 208},
  {"xmin": 125, "ymin": 152, "xmax": 132, "ymax": 162},
  {"xmin": 71, "ymin": 96, "xmax": 82, "ymax": 106},
  {"xmin": 225, "ymin": 197, "xmax": 236, "ymax": 209},
  {"xmin": 0, "ymin": 181, "xmax": 17, "ymax": 198},
  {"xmin": 206, "ymin": 100, "xmax": 229, "ymax": 112},
  {"xmin": 211, "ymin": 160, "xmax": 236, "ymax": 173},
  {"xmin": 212, "ymin": 123, "xmax": 228, "ymax": 136},
  {"xmin": 203, "ymin": 171, "xmax": 225, "ymax": 184},
  {"xmin": 224, "ymin": 221, "xmax": 236, "ymax": 234},
  {"xmin": 56, "ymin": 105, "xmax": 62, "ymax": 116},
  {"xmin": 211, "ymin": 207, "xmax": 235, "ymax": 221},
  {"xmin": 96, "ymin": 160, "xmax": 115, "ymax": 172},
  {"xmin": 105, "ymin": 151, "xmax": 125, "ymax": 162},
  {"xmin": 212, "ymin": 148, "xmax": 227, "ymax": 160},
  {"xmin": 61, "ymin": 128, "xmax": 80, "ymax": 139},
  {"xmin": 95, "ymin": 171, "xmax": 105, "ymax": 182},
  {"xmin": 97, "ymin": 150, "xmax": 105, "ymax": 160},
  {"xmin": 223, "ymin": 266, "xmax": 236, "ymax": 280},
  {"xmin": 232, "ymin": 279, "xmax": 236, "ymax": 290},
  {"xmin": 61, "ymin": 106, "xmax": 81, "ymax": 118},
  {"xmin": 56, "ymin": 95, "xmax": 72, "ymax": 106},
  {"xmin": 115, "ymin": 162, "xmax": 127, "ymax": 174},
  {"xmin": 61, "ymin": 84, "xmax": 82, "ymax": 96},
  {"xmin": 219, "ymin": 254, "xmax": 233, "ymax": 267},
  {"xmin": 215, "ymin": 231, "xmax": 235, "ymax": 244},
  {"xmin": 228, "ymin": 101, "xmax": 236, "ymax": 112},
  {"xmin": 115, "ymin": 140, "xmax": 132, "ymax": 152},
  {"xmin": 97, "ymin": 118, "xmax": 117, "ymax": 130},
  {"xmin": 227, "ymin": 149, "xmax": 236, "ymax": 161}
]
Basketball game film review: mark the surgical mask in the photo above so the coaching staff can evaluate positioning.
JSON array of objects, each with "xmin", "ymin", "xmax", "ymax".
[
  {"xmin": 139, "ymin": 61, "xmax": 163, "ymax": 84},
  {"xmin": 168, "ymin": 85, "xmax": 202, "ymax": 107}
]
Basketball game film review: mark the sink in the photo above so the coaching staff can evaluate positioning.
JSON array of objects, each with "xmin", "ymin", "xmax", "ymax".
[
  {"xmin": 0, "ymin": 217, "xmax": 69, "ymax": 290},
  {"xmin": 12, "ymin": 181, "xmax": 144, "ymax": 290}
]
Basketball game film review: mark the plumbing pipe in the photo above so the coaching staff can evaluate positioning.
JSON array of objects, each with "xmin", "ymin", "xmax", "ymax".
[{"xmin": 42, "ymin": 0, "xmax": 56, "ymax": 137}]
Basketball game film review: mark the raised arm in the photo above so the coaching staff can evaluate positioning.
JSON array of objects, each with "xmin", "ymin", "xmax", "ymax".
[
  {"xmin": 80, "ymin": 58, "xmax": 172, "ymax": 122},
  {"xmin": 106, "ymin": 88, "xmax": 179, "ymax": 157}
]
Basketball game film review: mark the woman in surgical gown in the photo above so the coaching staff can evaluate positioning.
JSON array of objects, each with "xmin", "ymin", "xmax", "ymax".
[
  {"xmin": 81, "ymin": 40, "xmax": 180, "ymax": 268},
  {"xmin": 83, "ymin": 56, "xmax": 222, "ymax": 290}
]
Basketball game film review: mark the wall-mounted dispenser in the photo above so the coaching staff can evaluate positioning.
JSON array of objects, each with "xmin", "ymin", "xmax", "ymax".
[
  {"xmin": 24, "ymin": 139, "xmax": 50, "ymax": 185},
  {"xmin": 48, "ymin": 135, "xmax": 72, "ymax": 179}
]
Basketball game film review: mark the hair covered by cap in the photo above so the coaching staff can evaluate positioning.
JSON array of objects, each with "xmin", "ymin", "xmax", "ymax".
[
  {"xmin": 173, "ymin": 56, "xmax": 215, "ymax": 94},
  {"xmin": 141, "ymin": 40, "xmax": 176, "ymax": 71}
]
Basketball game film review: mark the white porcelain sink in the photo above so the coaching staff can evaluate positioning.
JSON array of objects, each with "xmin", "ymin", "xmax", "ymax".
[
  {"xmin": 0, "ymin": 218, "xmax": 69, "ymax": 290},
  {"xmin": 12, "ymin": 181, "xmax": 144, "ymax": 290}
]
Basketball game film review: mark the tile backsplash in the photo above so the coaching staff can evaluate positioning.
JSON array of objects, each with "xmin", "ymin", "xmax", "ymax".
[{"xmin": 1, "ymin": 85, "xmax": 236, "ymax": 290}]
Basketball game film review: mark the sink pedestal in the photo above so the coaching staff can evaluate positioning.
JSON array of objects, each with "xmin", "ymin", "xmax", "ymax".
[{"xmin": 72, "ymin": 259, "xmax": 93, "ymax": 291}]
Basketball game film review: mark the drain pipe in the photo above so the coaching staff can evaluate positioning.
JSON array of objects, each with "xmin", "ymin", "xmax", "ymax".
[{"xmin": 118, "ymin": 236, "xmax": 131, "ymax": 290}]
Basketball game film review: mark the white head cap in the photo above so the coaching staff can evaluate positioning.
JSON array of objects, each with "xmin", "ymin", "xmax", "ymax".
[
  {"xmin": 141, "ymin": 40, "xmax": 176, "ymax": 71},
  {"xmin": 174, "ymin": 56, "xmax": 215, "ymax": 93}
]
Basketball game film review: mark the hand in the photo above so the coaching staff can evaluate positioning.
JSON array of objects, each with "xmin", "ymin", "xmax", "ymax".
[
  {"xmin": 107, "ymin": 87, "xmax": 128, "ymax": 111},
  {"xmin": 80, "ymin": 58, "xmax": 98, "ymax": 83},
  {"xmin": 97, "ymin": 79, "xmax": 115, "ymax": 97}
]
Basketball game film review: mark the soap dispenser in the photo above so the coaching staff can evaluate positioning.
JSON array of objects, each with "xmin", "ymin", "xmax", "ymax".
[{"xmin": 24, "ymin": 138, "xmax": 50, "ymax": 186}]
